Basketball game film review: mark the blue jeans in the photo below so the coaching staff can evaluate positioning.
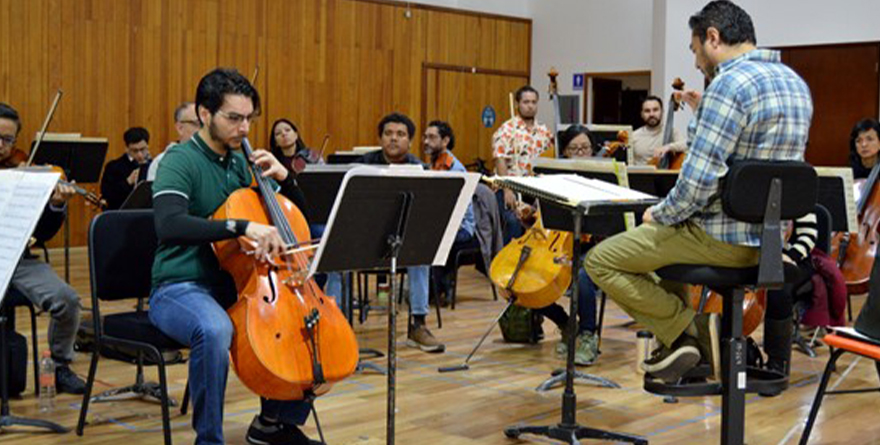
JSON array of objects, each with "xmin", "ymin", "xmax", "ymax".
[
  {"xmin": 495, "ymin": 189, "xmax": 524, "ymax": 245},
  {"xmin": 149, "ymin": 282, "xmax": 312, "ymax": 445},
  {"xmin": 325, "ymin": 265, "xmax": 430, "ymax": 316}
]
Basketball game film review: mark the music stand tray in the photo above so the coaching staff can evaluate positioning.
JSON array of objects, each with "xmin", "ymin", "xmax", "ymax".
[
  {"xmin": 120, "ymin": 181, "xmax": 153, "ymax": 210},
  {"xmin": 310, "ymin": 166, "xmax": 478, "ymax": 445}
]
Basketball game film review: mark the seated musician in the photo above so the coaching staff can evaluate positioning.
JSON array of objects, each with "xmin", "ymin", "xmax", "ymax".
[
  {"xmin": 423, "ymin": 120, "xmax": 476, "ymax": 306},
  {"xmin": 270, "ymin": 118, "xmax": 324, "ymax": 175},
  {"xmin": 100, "ymin": 126, "xmax": 151, "ymax": 209},
  {"xmin": 146, "ymin": 101, "xmax": 199, "ymax": 182},
  {"xmin": 849, "ymin": 118, "xmax": 880, "ymax": 180},
  {"xmin": 324, "ymin": 113, "xmax": 445, "ymax": 353},
  {"xmin": 536, "ymin": 124, "xmax": 602, "ymax": 365},
  {"xmin": 149, "ymin": 68, "xmax": 320, "ymax": 445},
  {"xmin": 630, "ymin": 96, "xmax": 687, "ymax": 166},
  {"xmin": 492, "ymin": 85, "xmax": 555, "ymax": 245},
  {"xmin": 584, "ymin": 0, "xmax": 813, "ymax": 382},
  {"xmin": 0, "ymin": 102, "xmax": 86, "ymax": 394}
]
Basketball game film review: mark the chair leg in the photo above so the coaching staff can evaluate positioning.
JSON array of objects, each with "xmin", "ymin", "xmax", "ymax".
[
  {"xmin": 799, "ymin": 348, "xmax": 845, "ymax": 445},
  {"xmin": 76, "ymin": 350, "xmax": 101, "ymax": 436},
  {"xmin": 721, "ymin": 288, "xmax": 746, "ymax": 445},
  {"xmin": 154, "ymin": 351, "xmax": 173, "ymax": 445},
  {"xmin": 28, "ymin": 305, "xmax": 39, "ymax": 396},
  {"xmin": 181, "ymin": 380, "xmax": 190, "ymax": 415},
  {"xmin": 847, "ymin": 293, "xmax": 853, "ymax": 322}
]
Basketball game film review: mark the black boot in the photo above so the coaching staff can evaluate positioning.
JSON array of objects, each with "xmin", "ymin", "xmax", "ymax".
[
  {"xmin": 759, "ymin": 317, "xmax": 793, "ymax": 398},
  {"xmin": 763, "ymin": 317, "xmax": 793, "ymax": 376}
]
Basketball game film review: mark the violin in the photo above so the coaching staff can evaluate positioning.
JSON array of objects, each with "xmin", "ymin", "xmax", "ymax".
[
  {"xmin": 2, "ymin": 148, "xmax": 106, "ymax": 209},
  {"xmin": 650, "ymin": 78, "xmax": 687, "ymax": 170},
  {"xmin": 830, "ymin": 163, "xmax": 880, "ymax": 294},
  {"xmin": 212, "ymin": 137, "xmax": 358, "ymax": 400},
  {"xmin": 291, "ymin": 134, "xmax": 329, "ymax": 175},
  {"xmin": 489, "ymin": 210, "xmax": 573, "ymax": 308},
  {"xmin": 602, "ymin": 130, "xmax": 630, "ymax": 161},
  {"xmin": 689, "ymin": 286, "xmax": 766, "ymax": 336}
]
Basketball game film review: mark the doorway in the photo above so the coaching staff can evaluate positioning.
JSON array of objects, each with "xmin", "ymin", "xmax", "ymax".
[{"xmin": 582, "ymin": 71, "xmax": 651, "ymax": 128}]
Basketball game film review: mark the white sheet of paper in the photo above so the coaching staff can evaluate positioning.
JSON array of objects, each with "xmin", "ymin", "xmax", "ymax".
[{"xmin": 0, "ymin": 170, "xmax": 61, "ymax": 299}]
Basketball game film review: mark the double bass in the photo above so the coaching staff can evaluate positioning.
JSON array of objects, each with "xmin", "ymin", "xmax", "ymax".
[
  {"xmin": 651, "ymin": 78, "xmax": 687, "ymax": 170},
  {"xmin": 212, "ymin": 138, "xmax": 358, "ymax": 400}
]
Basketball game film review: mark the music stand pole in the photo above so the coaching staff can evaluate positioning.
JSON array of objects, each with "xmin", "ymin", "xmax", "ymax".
[
  {"xmin": 504, "ymin": 208, "xmax": 646, "ymax": 445},
  {"xmin": 0, "ymin": 312, "xmax": 68, "ymax": 433},
  {"xmin": 386, "ymin": 192, "xmax": 413, "ymax": 445}
]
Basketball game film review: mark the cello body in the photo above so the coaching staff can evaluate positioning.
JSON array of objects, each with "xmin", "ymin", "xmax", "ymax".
[
  {"xmin": 830, "ymin": 167, "xmax": 880, "ymax": 295},
  {"xmin": 489, "ymin": 215, "xmax": 573, "ymax": 309},
  {"xmin": 213, "ymin": 182, "xmax": 357, "ymax": 400},
  {"xmin": 689, "ymin": 286, "xmax": 766, "ymax": 336}
]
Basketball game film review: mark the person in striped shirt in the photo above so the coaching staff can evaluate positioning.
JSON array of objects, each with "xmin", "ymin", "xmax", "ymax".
[{"xmin": 584, "ymin": 0, "xmax": 813, "ymax": 382}]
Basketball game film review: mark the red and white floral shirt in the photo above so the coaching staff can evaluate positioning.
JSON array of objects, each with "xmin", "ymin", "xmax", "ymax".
[{"xmin": 492, "ymin": 116, "xmax": 554, "ymax": 177}]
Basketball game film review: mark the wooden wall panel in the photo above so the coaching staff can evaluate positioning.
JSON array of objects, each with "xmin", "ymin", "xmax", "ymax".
[{"xmin": 0, "ymin": 0, "xmax": 531, "ymax": 247}]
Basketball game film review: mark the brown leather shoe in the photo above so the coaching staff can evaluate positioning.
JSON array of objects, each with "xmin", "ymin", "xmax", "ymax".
[{"xmin": 407, "ymin": 324, "xmax": 446, "ymax": 353}]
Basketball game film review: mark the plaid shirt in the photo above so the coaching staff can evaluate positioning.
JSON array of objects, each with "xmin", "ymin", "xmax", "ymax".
[{"xmin": 651, "ymin": 49, "xmax": 813, "ymax": 246}]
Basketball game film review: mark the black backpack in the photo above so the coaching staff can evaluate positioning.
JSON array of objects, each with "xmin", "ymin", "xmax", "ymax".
[{"xmin": 0, "ymin": 329, "xmax": 28, "ymax": 397}]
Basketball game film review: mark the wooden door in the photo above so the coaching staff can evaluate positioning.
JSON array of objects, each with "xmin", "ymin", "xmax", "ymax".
[
  {"xmin": 781, "ymin": 43, "xmax": 880, "ymax": 166},
  {"xmin": 591, "ymin": 78, "xmax": 623, "ymax": 124},
  {"xmin": 423, "ymin": 66, "xmax": 530, "ymax": 169}
]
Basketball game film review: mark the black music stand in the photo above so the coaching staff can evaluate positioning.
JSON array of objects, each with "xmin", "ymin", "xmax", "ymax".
[
  {"xmin": 120, "ymin": 181, "xmax": 152, "ymax": 210},
  {"xmin": 504, "ymin": 199, "xmax": 651, "ymax": 445},
  {"xmin": 327, "ymin": 153, "xmax": 364, "ymax": 165},
  {"xmin": 30, "ymin": 138, "xmax": 108, "ymax": 282},
  {"xmin": 299, "ymin": 165, "xmax": 386, "ymax": 373},
  {"xmin": 311, "ymin": 168, "xmax": 473, "ymax": 445}
]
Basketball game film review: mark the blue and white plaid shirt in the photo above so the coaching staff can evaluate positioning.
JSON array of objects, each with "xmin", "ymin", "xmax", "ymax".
[{"xmin": 651, "ymin": 49, "xmax": 813, "ymax": 246}]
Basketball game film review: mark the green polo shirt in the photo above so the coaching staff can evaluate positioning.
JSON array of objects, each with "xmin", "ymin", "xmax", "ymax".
[{"xmin": 151, "ymin": 133, "xmax": 255, "ymax": 288}]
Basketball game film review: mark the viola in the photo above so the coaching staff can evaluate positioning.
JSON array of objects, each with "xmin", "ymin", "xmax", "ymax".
[
  {"xmin": 689, "ymin": 286, "xmax": 766, "ymax": 336},
  {"xmin": 650, "ymin": 78, "xmax": 687, "ymax": 170},
  {"xmin": 602, "ymin": 130, "xmax": 630, "ymax": 160},
  {"xmin": 489, "ymin": 211, "xmax": 573, "ymax": 309},
  {"xmin": 830, "ymin": 163, "xmax": 880, "ymax": 294},
  {"xmin": 212, "ymin": 138, "xmax": 358, "ymax": 400}
]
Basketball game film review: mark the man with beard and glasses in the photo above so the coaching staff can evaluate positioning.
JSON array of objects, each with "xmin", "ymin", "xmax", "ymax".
[
  {"xmin": 492, "ymin": 85, "xmax": 555, "ymax": 244},
  {"xmin": 149, "ymin": 68, "xmax": 321, "ymax": 445},
  {"xmin": 585, "ymin": 0, "xmax": 813, "ymax": 383},
  {"xmin": 630, "ymin": 96, "xmax": 687, "ymax": 166}
]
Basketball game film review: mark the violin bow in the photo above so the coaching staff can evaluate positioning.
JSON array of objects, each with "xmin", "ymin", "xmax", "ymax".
[{"xmin": 26, "ymin": 89, "xmax": 63, "ymax": 167}]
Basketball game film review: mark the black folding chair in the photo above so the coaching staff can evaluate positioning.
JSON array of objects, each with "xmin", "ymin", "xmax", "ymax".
[{"xmin": 76, "ymin": 210, "xmax": 189, "ymax": 445}]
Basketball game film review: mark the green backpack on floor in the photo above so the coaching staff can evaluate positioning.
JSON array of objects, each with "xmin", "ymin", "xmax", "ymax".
[{"xmin": 499, "ymin": 305, "xmax": 544, "ymax": 344}]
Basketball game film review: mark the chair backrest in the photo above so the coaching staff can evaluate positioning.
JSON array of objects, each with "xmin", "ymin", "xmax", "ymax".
[
  {"xmin": 722, "ymin": 161, "xmax": 817, "ymax": 288},
  {"xmin": 855, "ymin": 239, "xmax": 880, "ymax": 340},
  {"xmin": 88, "ymin": 210, "xmax": 157, "ymax": 303}
]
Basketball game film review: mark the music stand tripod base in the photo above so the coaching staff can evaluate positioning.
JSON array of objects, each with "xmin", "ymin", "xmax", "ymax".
[
  {"xmin": 504, "ymin": 424, "xmax": 647, "ymax": 445},
  {"xmin": 536, "ymin": 368, "xmax": 620, "ymax": 392}
]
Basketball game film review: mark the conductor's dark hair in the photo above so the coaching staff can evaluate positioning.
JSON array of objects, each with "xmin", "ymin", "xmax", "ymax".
[{"xmin": 689, "ymin": 0, "xmax": 757, "ymax": 46}]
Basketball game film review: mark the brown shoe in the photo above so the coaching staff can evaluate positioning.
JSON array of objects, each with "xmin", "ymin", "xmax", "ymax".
[{"xmin": 407, "ymin": 324, "xmax": 446, "ymax": 353}]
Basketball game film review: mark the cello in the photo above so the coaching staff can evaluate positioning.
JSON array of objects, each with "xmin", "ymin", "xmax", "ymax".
[
  {"xmin": 830, "ymin": 162, "xmax": 880, "ymax": 295},
  {"xmin": 212, "ymin": 137, "xmax": 358, "ymax": 401},
  {"xmin": 489, "ymin": 209, "xmax": 573, "ymax": 309},
  {"xmin": 651, "ymin": 78, "xmax": 687, "ymax": 170}
]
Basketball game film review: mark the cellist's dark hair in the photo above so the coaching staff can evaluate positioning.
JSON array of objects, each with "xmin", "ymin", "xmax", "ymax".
[
  {"xmin": 0, "ymin": 102, "xmax": 21, "ymax": 134},
  {"xmin": 515, "ymin": 85, "xmax": 539, "ymax": 102},
  {"xmin": 850, "ymin": 118, "xmax": 880, "ymax": 168},
  {"xmin": 642, "ymin": 95, "xmax": 664, "ymax": 110},
  {"xmin": 427, "ymin": 120, "xmax": 455, "ymax": 150},
  {"xmin": 194, "ymin": 68, "xmax": 261, "ymax": 125}
]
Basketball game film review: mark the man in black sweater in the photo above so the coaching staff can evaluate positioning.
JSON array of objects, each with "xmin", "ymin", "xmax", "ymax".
[{"xmin": 100, "ymin": 126, "xmax": 150, "ymax": 209}]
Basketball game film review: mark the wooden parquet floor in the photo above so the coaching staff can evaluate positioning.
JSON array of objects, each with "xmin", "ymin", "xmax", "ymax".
[{"xmin": 2, "ymin": 247, "xmax": 879, "ymax": 444}]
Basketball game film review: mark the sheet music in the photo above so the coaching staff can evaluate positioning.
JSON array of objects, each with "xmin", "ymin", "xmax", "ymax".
[
  {"xmin": 815, "ymin": 167, "xmax": 857, "ymax": 233},
  {"xmin": 0, "ymin": 170, "xmax": 61, "ymax": 299},
  {"xmin": 496, "ymin": 174, "xmax": 656, "ymax": 208}
]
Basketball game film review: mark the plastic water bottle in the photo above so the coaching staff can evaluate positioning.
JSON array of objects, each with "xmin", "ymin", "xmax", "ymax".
[{"xmin": 39, "ymin": 350, "xmax": 56, "ymax": 413}]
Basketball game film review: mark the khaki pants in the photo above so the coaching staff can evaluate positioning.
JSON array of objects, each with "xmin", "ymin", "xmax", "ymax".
[{"xmin": 584, "ymin": 221, "xmax": 759, "ymax": 347}]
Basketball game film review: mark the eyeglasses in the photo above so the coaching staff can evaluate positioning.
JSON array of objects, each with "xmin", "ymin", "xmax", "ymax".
[
  {"xmin": 567, "ymin": 144, "xmax": 592, "ymax": 155},
  {"xmin": 216, "ymin": 110, "xmax": 257, "ymax": 125},
  {"xmin": 178, "ymin": 119, "xmax": 200, "ymax": 127},
  {"xmin": 0, "ymin": 134, "xmax": 16, "ymax": 146}
]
